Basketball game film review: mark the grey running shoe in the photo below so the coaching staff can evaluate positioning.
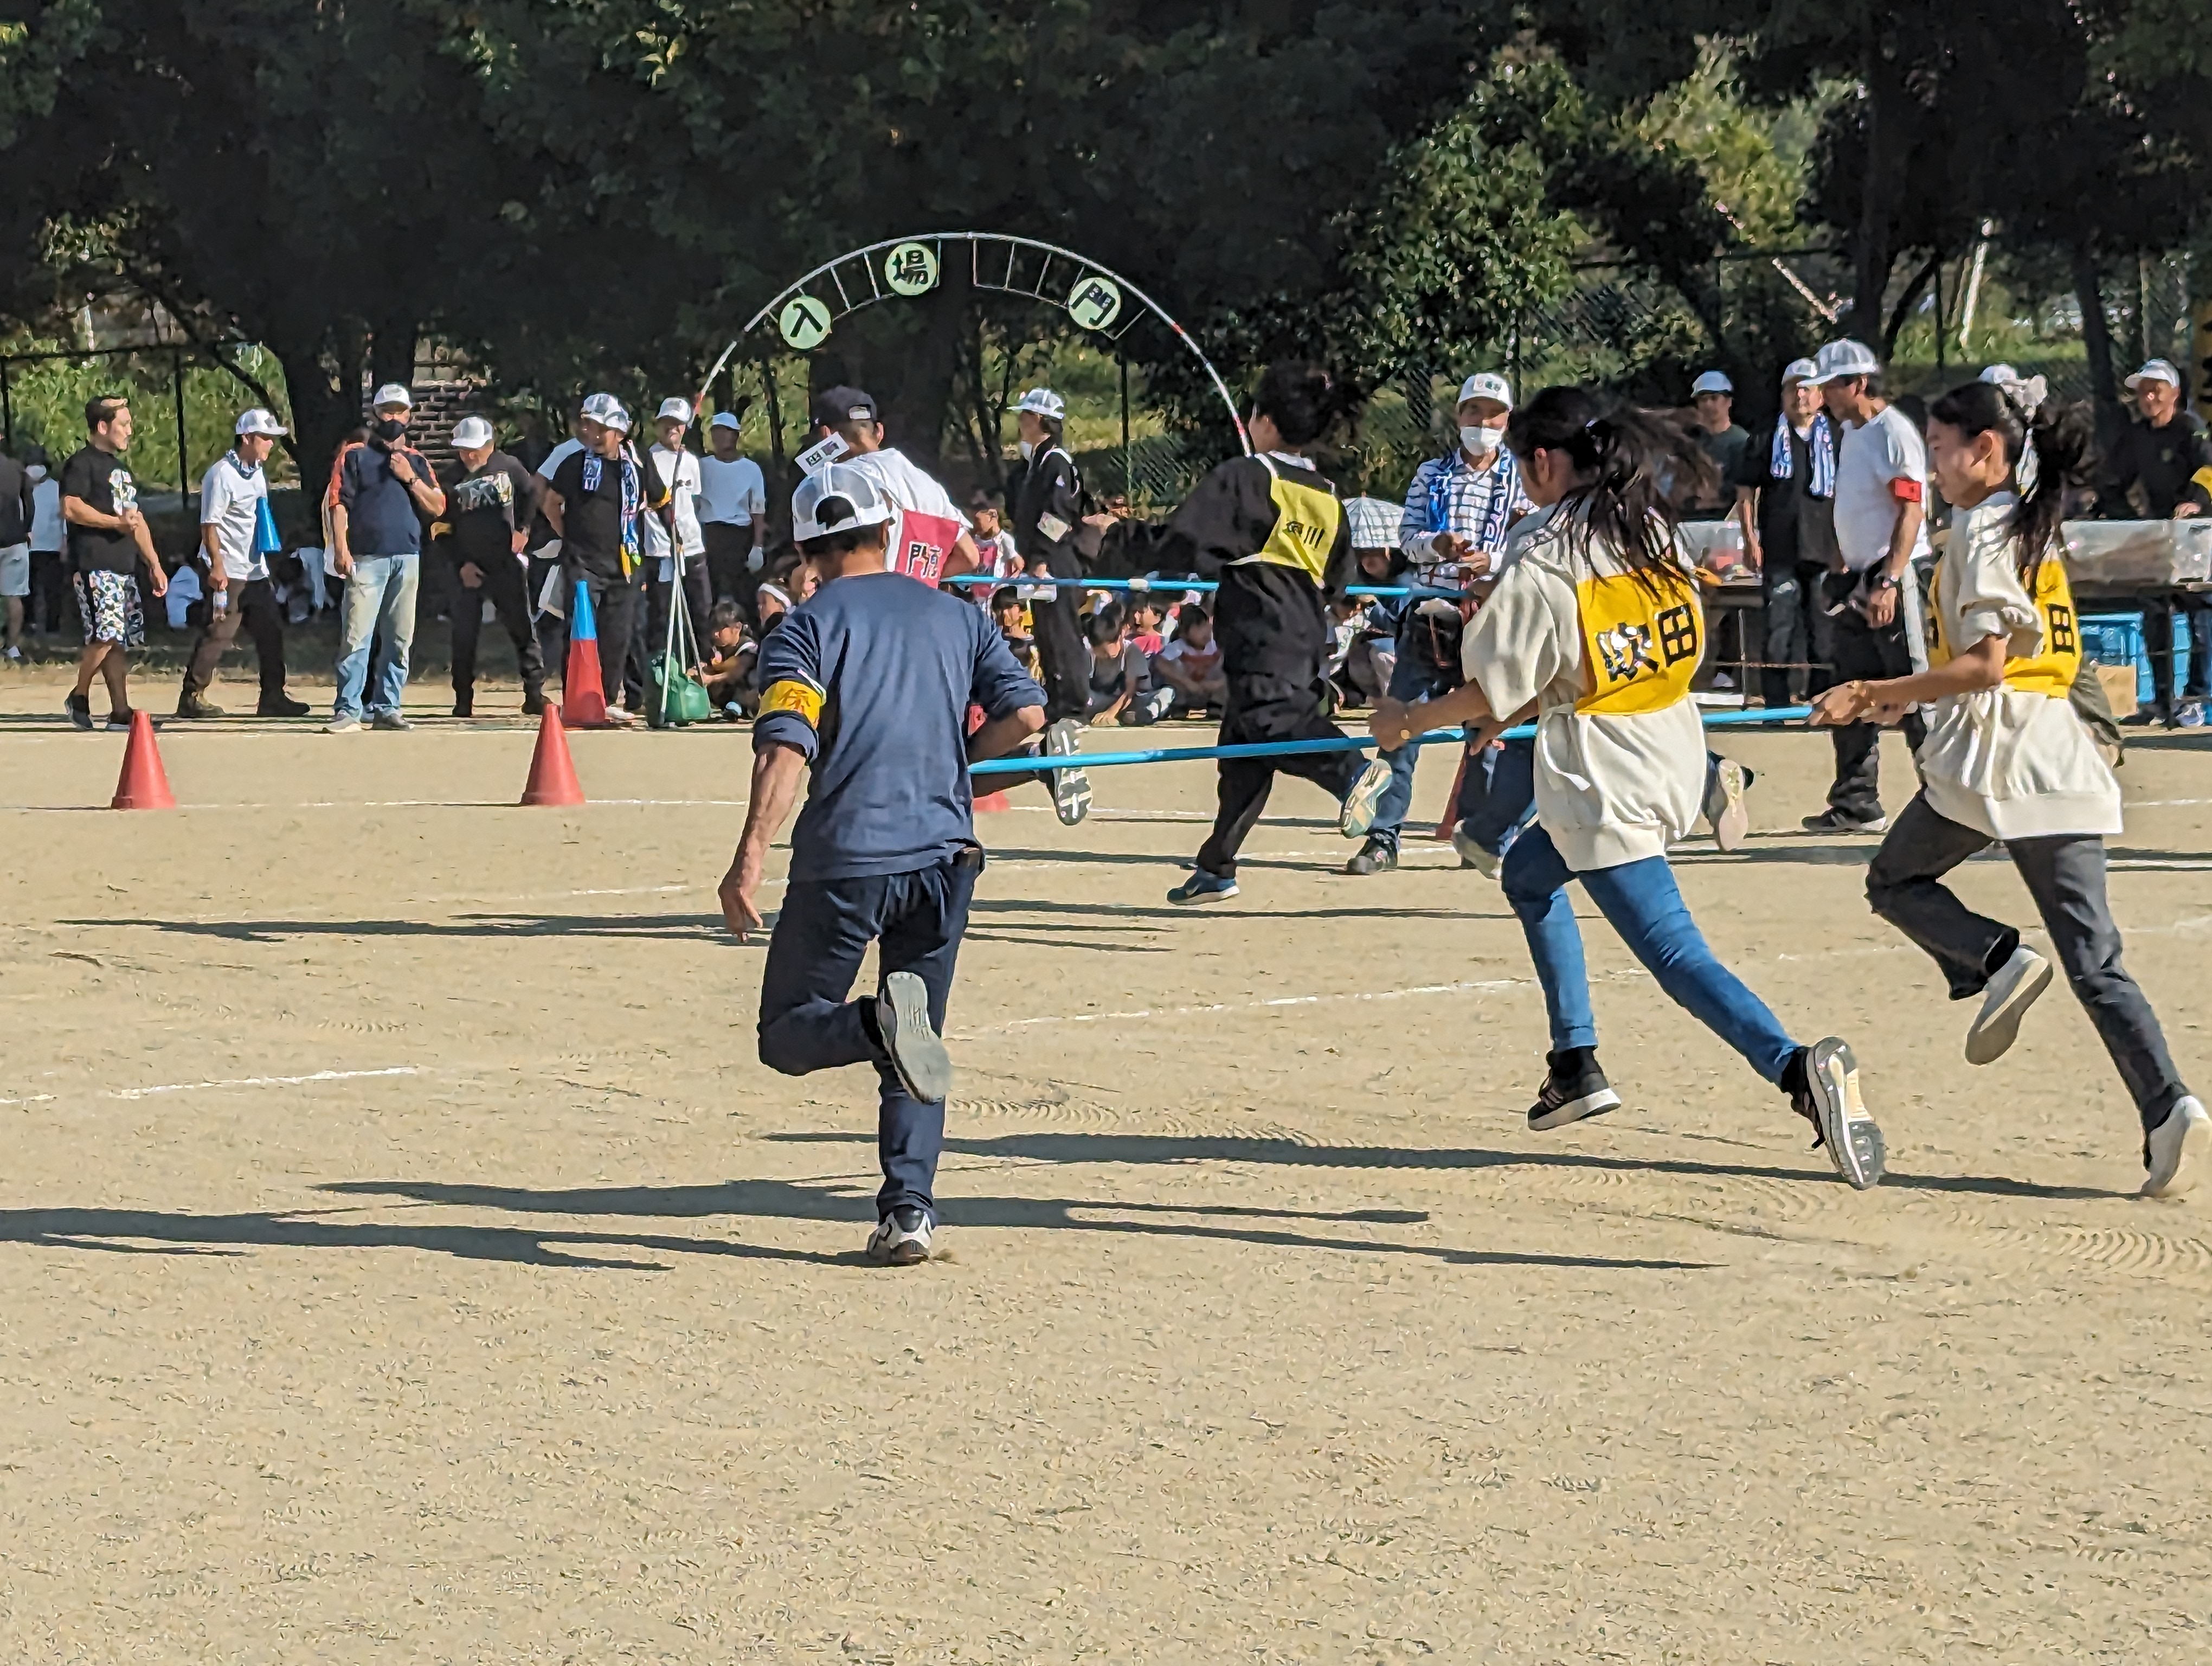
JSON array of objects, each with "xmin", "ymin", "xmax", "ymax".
[
  {"xmin": 875, "ymin": 970, "xmax": 952, "ymax": 1104},
  {"xmin": 1791, "ymin": 1036, "xmax": 1885, "ymax": 1189},
  {"xmin": 866, "ymin": 1206, "xmax": 934, "ymax": 1266},
  {"xmin": 1704, "ymin": 757, "xmax": 1752, "ymax": 851},
  {"xmin": 1339, "ymin": 757, "xmax": 1393, "ymax": 838},
  {"xmin": 1451, "ymin": 822, "xmax": 1502, "ymax": 879},
  {"xmin": 1045, "ymin": 717, "xmax": 1091, "ymax": 825},
  {"xmin": 1964, "ymin": 945, "xmax": 2053, "ymax": 1066}
]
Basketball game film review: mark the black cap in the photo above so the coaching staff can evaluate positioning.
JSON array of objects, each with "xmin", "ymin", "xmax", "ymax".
[{"xmin": 810, "ymin": 385, "xmax": 878, "ymax": 429}]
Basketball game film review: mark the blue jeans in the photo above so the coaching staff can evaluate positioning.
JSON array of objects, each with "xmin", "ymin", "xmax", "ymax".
[
  {"xmin": 333, "ymin": 552, "xmax": 420, "ymax": 720},
  {"xmin": 1500, "ymin": 822, "xmax": 1799, "ymax": 1083},
  {"xmin": 1369, "ymin": 651, "xmax": 1478, "ymax": 850},
  {"xmin": 757, "ymin": 855, "xmax": 980, "ymax": 1220}
]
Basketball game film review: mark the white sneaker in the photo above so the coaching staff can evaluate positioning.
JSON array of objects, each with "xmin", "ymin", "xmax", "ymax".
[
  {"xmin": 1964, "ymin": 945, "xmax": 2054, "ymax": 1066},
  {"xmin": 1450, "ymin": 823, "xmax": 1502, "ymax": 879},
  {"xmin": 1044, "ymin": 717, "xmax": 1091, "ymax": 825},
  {"xmin": 2143, "ymin": 1097, "xmax": 2210, "ymax": 1198},
  {"xmin": 1703, "ymin": 757, "xmax": 1751, "ymax": 853},
  {"xmin": 866, "ymin": 1206, "xmax": 934, "ymax": 1265},
  {"xmin": 324, "ymin": 713, "xmax": 362, "ymax": 733},
  {"xmin": 1338, "ymin": 757, "xmax": 1393, "ymax": 839}
]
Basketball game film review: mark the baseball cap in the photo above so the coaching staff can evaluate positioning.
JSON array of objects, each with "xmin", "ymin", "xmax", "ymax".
[
  {"xmin": 708, "ymin": 411, "xmax": 742, "ymax": 433},
  {"xmin": 792, "ymin": 460, "xmax": 894, "ymax": 542},
  {"xmin": 1015, "ymin": 387, "xmax": 1066, "ymax": 420},
  {"xmin": 451, "ymin": 415, "xmax": 494, "ymax": 449},
  {"xmin": 579, "ymin": 392, "xmax": 621, "ymax": 426},
  {"xmin": 235, "ymin": 407, "xmax": 287, "ymax": 438},
  {"xmin": 2127, "ymin": 358, "xmax": 2182, "ymax": 390},
  {"xmin": 655, "ymin": 395, "xmax": 693, "ymax": 424},
  {"xmin": 1782, "ymin": 357, "xmax": 1818, "ymax": 383},
  {"xmin": 1977, "ymin": 363, "xmax": 2021, "ymax": 386},
  {"xmin": 1803, "ymin": 339, "xmax": 1881, "ymax": 386},
  {"xmin": 1691, "ymin": 369, "xmax": 1734, "ymax": 395},
  {"xmin": 1456, "ymin": 371, "xmax": 1513, "ymax": 409},
  {"xmin": 599, "ymin": 402, "xmax": 632, "ymax": 434},
  {"xmin": 370, "ymin": 383, "xmax": 413, "ymax": 411},
  {"xmin": 810, "ymin": 385, "xmax": 878, "ymax": 428}
]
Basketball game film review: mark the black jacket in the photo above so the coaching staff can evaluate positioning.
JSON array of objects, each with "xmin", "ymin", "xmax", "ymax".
[
  {"xmin": 1012, "ymin": 445, "xmax": 1087, "ymax": 579},
  {"xmin": 0, "ymin": 454, "xmax": 35, "ymax": 547}
]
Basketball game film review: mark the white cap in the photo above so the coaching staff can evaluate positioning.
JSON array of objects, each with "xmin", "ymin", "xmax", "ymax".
[
  {"xmin": 1015, "ymin": 387, "xmax": 1066, "ymax": 420},
  {"xmin": 579, "ymin": 392, "xmax": 620, "ymax": 427},
  {"xmin": 1803, "ymin": 339, "xmax": 1881, "ymax": 385},
  {"xmin": 1782, "ymin": 357, "xmax": 1818, "ymax": 383},
  {"xmin": 2127, "ymin": 357, "xmax": 2182, "ymax": 390},
  {"xmin": 370, "ymin": 383, "xmax": 413, "ymax": 411},
  {"xmin": 1456, "ymin": 371, "xmax": 1513, "ymax": 409},
  {"xmin": 656, "ymin": 395, "xmax": 693, "ymax": 424},
  {"xmin": 792, "ymin": 460, "xmax": 895, "ymax": 542},
  {"xmin": 235, "ymin": 407, "xmax": 287, "ymax": 438},
  {"xmin": 1691, "ymin": 369, "xmax": 1734, "ymax": 395},
  {"xmin": 1977, "ymin": 362, "xmax": 2021, "ymax": 386},
  {"xmin": 451, "ymin": 415, "xmax": 494, "ymax": 449},
  {"xmin": 708, "ymin": 411, "xmax": 742, "ymax": 432},
  {"xmin": 600, "ymin": 403, "xmax": 632, "ymax": 434}
]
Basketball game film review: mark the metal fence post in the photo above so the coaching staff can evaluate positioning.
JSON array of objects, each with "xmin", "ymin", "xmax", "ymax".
[{"xmin": 173, "ymin": 348, "xmax": 191, "ymax": 502}]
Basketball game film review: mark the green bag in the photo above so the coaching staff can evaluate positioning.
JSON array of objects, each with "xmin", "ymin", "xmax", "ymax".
[{"xmin": 647, "ymin": 652, "xmax": 715, "ymax": 727}]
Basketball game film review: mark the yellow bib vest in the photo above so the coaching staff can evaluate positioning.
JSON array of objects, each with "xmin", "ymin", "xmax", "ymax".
[
  {"xmin": 1928, "ymin": 551, "xmax": 2080, "ymax": 698},
  {"xmin": 1573, "ymin": 568, "xmax": 1703, "ymax": 716},
  {"xmin": 1232, "ymin": 454, "xmax": 1343, "ymax": 585}
]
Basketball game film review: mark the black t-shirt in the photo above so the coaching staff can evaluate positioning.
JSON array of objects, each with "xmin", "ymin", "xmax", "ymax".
[
  {"xmin": 60, "ymin": 446, "xmax": 142, "ymax": 575},
  {"xmin": 1735, "ymin": 422, "xmax": 1839, "ymax": 568},
  {"xmin": 549, "ymin": 447, "xmax": 636, "ymax": 578},
  {"xmin": 1013, "ymin": 447, "xmax": 1085, "ymax": 578},
  {"xmin": 2100, "ymin": 414, "xmax": 2212, "ymax": 519},
  {"xmin": 1683, "ymin": 425, "xmax": 1751, "ymax": 520},
  {"xmin": 443, "ymin": 451, "xmax": 537, "ymax": 571}
]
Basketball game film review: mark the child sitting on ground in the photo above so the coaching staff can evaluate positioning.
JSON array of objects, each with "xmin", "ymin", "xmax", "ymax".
[
  {"xmin": 991, "ymin": 586, "xmax": 1038, "ymax": 678},
  {"xmin": 1150, "ymin": 602, "xmax": 1226, "ymax": 716},
  {"xmin": 1126, "ymin": 594, "xmax": 1166, "ymax": 657},
  {"xmin": 692, "ymin": 599, "xmax": 757, "ymax": 717},
  {"xmin": 1085, "ymin": 601, "xmax": 1171, "ymax": 727}
]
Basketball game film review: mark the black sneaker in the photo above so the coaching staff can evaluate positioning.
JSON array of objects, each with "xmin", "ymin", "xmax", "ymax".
[
  {"xmin": 452, "ymin": 697, "xmax": 474, "ymax": 719},
  {"xmin": 256, "ymin": 693, "xmax": 312, "ymax": 717},
  {"xmin": 1785, "ymin": 1036, "xmax": 1885, "ymax": 1189},
  {"xmin": 65, "ymin": 691, "xmax": 93, "ymax": 731},
  {"xmin": 1801, "ymin": 806, "xmax": 1887, "ymax": 835},
  {"xmin": 1527, "ymin": 1046, "xmax": 1623, "ymax": 1130},
  {"xmin": 1343, "ymin": 836, "xmax": 1397, "ymax": 876}
]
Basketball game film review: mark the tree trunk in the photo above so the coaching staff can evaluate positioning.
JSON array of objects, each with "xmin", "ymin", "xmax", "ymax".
[
  {"xmin": 2073, "ymin": 249, "xmax": 2118, "ymax": 412},
  {"xmin": 369, "ymin": 314, "xmax": 417, "ymax": 398},
  {"xmin": 269, "ymin": 331, "xmax": 358, "ymax": 526},
  {"xmin": 1845, "ymin": 35, "xmax": 1907, "ymax": 347}
]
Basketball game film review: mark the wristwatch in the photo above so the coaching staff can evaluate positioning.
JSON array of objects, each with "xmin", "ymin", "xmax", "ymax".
[{"xmin": 1870, "ymin": 573, "xmax": 1900, "ymax": 592}]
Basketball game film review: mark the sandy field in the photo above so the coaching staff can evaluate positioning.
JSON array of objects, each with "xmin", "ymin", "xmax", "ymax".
[{"xmin": 2, "ymin": 662, "xmax": 2209, "ymax": 1663}]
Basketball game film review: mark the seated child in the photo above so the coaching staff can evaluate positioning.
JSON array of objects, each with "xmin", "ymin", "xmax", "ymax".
[
  {"xmin": 991, "ymin": 586, "xmax": 1039, "ymax": 678},
  {"xmin": 1085, "ymin": 601, "xmax": 1171, "ymax": 727},
  {"xmin": 1150, "ymin": 603, "xmax": 1226, "ymax": 715},
  {"xmin": 692, "ymin": 599, "xmax": 758, "ymax": 717}
]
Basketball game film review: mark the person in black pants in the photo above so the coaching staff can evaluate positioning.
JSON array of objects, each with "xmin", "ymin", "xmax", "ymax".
[
  {"xmin": 539, "ymin": 395, "xmax": 667, "ymax": 726},
  {"xmin": 1732, "ymin": 357, "xmax": 1840, "ymax": 707},
  {"xmin": 2098, "ymin": 357, "xmax": 2212, "ymax": 726},
  {"xmin": 720, "ymin": 460, "xmax": 1047, "ymax": 1265},
  {"xmin": 1008, "ymin": 386, "xmax": 1096, "ymax": 823},
  {"xmin": 440, "ymin": 416, "xmax": 546, "ymax": 717},
  {"xmin": 179, "ymin": 407, "xmax": 310, "ymax": 717}
]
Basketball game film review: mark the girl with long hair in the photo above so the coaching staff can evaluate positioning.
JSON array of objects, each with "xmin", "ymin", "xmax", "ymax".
[
  {"xmin": 1371, "ymin": 384, "xmax": 1885, "ymax": 1187},
  {"xmin": 1812, "ymin": 376, "xmax": 2205, "ymax": 1196}
]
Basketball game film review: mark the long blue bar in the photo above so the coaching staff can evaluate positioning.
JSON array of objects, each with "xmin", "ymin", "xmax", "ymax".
[{"xmin": 970, "ymin": 704, "xmax": 1814, "ymax": 774}]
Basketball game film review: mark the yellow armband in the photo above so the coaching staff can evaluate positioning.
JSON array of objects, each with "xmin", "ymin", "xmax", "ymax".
[{"xmin": 758, "ymin": 680, "xmax": 823, "ymax": 724}]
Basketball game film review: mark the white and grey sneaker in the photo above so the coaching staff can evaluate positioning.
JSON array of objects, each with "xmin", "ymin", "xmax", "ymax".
[
  {"xmin": 875, "ymin": 969, "xmax": 953, "ymax": 1104},
  {"xmin": 1450, "ymin": 822, "xmax": 1503, "ymax": 879},
  {"xmin": 1964, "ymin": 945, "xmax": 2053, "ymax": 1066},
  {"xmin": 1791, "ymin": 1036, "xmax": 1885, "ymax": 1189},
  {"xmin": 1045, "ymin": 717, "xmax": 1091, "ymax": 826},
  {"xmin": 866, "ymin": 1206, "xmax": 934, "ymax": 1266},
  {"xmin": 1703, "ymin": 757, "xmax": 1752, "ymax": 853},
  {"xmin": 2143, "ymin": 1096, "xmax": 2210, "ymax": 1199},
  {"xmin": 1338, "ymin": 757, "xmax": 1393, "ymax": 840}
]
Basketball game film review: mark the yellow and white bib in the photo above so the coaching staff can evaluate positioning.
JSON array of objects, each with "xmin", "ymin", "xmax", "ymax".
[
  {"xmin": 1238, "ymin": 454, "xmax": 1342, "ymax": 585},
  {"xmin": 1574, "ymin": 569, "xmax": 1703, "ymax": 716},
  {"xmin": 1929, "ymin": 552, "xmax": 2079, "ymax": 698}
]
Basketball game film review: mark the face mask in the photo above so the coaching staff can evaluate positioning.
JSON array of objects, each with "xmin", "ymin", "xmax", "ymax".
[
  {"xmin": 24, "ymin": 464, "xmax": 45, "ymax": 481},
  {"xmin": 374, "ymin": 417, "xmax": 407, "ymax": 443},
  {"xmin": 1460, "ymin": 425, "xmax": 1503, "ymax": 454},
  {"xmin": 1018, "ymin": 440, "xmax": 1035, "ymax": 460}
]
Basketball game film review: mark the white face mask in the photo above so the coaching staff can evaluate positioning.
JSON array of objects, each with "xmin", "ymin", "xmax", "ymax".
[
  {"xmin": 1018, "ymin": 440, "xmax": 1035, "ymax": 460},
  {"xmin": 1459, "ymin": 424, "xmax": 1503, "ymax": 454}
]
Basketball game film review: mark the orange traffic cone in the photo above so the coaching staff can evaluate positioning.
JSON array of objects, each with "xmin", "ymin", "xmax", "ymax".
[
  {"xmin": 974, "ymin": 789, "xmax": 1013, "ymax": 812},
  {"xmin": 562, "ymin": 578, "xmax": 609, "ymax": 728},
  {"xmin": 111, "ymin": 710, "xmax": 176, "ymax": 810},
  {"xmin": 520, "ymin": 707, "xmax": 586, "ymax": 806}
]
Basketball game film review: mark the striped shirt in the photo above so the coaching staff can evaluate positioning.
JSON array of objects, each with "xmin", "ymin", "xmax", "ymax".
[{"xmin": 1397, "ymin": 449, "xmax": 1534, "ymax": 581}]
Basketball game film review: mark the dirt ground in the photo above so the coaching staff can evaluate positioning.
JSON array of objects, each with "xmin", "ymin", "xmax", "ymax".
[{"xmin": 2, "ymin": 662, "xmax": 2209, "ymax": 1663}]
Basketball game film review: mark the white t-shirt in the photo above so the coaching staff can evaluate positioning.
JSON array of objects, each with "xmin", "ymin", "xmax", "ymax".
[
  {"xmin": 535, "ymin": 437, "xmax": 583, "ymax": 480},
  {"xmin": 1833, "ymin": 404, "xmax": 1932, "ymax": 572},
  {"xmin": 698, "ymin": 453, "xmax": 765, "ymax": 526},
  {"xmin": 848, "ymin": 446, "xmax": 971, "ymax": 585},
  {"xmin": 1918, "ymin": 493, "xmax": 2120, "ymax": 840},
  {"xmin": 641, "ymin": 444, "xmax": 705, "ymax": 561},
  {"xmin": 29, "ymin": 474, "xmax": 62, "ymax": 551},
  {"xmin": 199, "ymin": 452, "xmax": 271, "ymax": 582},
  {"xmin": 1461, "ymin": 503, "xmax": 1706, "ymax": 871}
]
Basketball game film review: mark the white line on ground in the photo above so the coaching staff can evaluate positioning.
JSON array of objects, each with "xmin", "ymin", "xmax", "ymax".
[{"xmin": 107, "ymin": 1066, "xmax": 421, "ymax": 1100}]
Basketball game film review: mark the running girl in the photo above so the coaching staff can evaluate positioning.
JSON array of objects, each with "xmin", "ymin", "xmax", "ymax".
[
  {"xmin": 1812, "ymin": 376, "xmax": 2207, "ymax": 1197},
  {"xmin": 1369, "ymin": 385, "xmax": 1885, "ymax": 1187}
]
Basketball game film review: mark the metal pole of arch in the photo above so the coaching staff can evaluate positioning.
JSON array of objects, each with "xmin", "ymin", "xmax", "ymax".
[{"xmin": 1118, "ymin": 341, "xmax": 1131, "ymax": 499}]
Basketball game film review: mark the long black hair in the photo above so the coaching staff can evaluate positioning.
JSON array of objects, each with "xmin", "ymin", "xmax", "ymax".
[
  {"xmin": 1925, "ymin": 380, "xmax": 2093, "ymax": 583},
  {"xmin": 1503, "ymin": 385, "xmax": 1710, "ymax": 595}
]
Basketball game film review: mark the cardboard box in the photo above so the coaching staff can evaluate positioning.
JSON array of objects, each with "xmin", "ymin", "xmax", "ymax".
[{"xmin": 2096, "ymin": 662, "xmax": 2139, "ymax": 721}]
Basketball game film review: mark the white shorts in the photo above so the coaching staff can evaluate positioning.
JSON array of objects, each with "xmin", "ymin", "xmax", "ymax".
[{"xmin": 0, "ymin": 543, "xmax": 28, "ymax": 598}]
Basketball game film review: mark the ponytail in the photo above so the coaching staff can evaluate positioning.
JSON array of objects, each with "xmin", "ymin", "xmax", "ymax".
[
  {"xmin": 1503, "ymin": 385, "xmax": 1708, "ymax": 595},
  {"xmin": 1927, "ymin": 378, "xmax": 2094, "ymax": 583}
]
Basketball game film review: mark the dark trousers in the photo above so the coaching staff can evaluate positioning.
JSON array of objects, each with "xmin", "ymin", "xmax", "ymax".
[
  {"xmin": 450, "ymin": 554, "xmax": 545, "ymax": 708},
  {"xmin": 561, "ymin": 563, "xmax": 640, "ymax": 698},
  {"xmin": 29, "ymin": 549, "xmax": 67, "ymax": 635},
  {"xmin": 1825, "ymin": 603, "xmax": 1927, "ymax": 820},
  {"xmin": 757, "ymin": 856, "xmax": 981, "ymax": 1219},
  {"xmin": 527, "ymin": 551, "xmax": 566, "ymax": 682},
  {"xmin": 2140, "ymin": 594, "xmax": 2212, "ymax": 715},
  {"xmin": 1195, "ymin": 566, "xmax": 1360, "ymax": 877},
  {"xmin": 1866, "ymin": 793, "xmax": 2187, "ymax": 1134},
  {"xmin": 182, "ymin": 578, "xmax": 286, "ymax": 700},
  {"xmin": 616, "ymin": 564, "xmax": 651, "ymax": 709},
  {"xmin": 1029, "ymin": 583, "xmax": 1090, "ymax": 725},
  {"xmin": 1759, "ymin": 562, "xmax": 1834, "ymax": 708},
  {"xmin": 646, "ymin": 557, "xmax": 713, "ymax": 670},
  {"xmin": 702, "ymin": 522, "xmax": 758, "ymax": 612}
]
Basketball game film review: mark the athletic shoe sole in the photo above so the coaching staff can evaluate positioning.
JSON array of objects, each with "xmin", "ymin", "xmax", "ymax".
[
  {"xmin": 1706, "ymin": 758, "xmax": 1751, "ymax": 853},
  {"xmin": 1964, "ymin": 950, "xmax": 2054, "ymax": 1066},
  {"xmin": 1451, "ymin": 824, "xmax": 1502, "ymax": 879},
  {"xmin": 1528, "ymin": 1085, "xmax": 1622, "ymax": 1131},
  {"xmin": 2144, "ymin": 1097, "xmax": 2210, "ymax": 1199},
  {"xmin": 876, "ymin": 970, "xmax": 953, "ymax": 1103},
  {"xmin": 1805, "ymin": 1036, "xmax": 1885, "ymax": 1189},
  {"xmin": 1338, "ymin": 757, "xmax": 1393, "ymax": 839},
  {"xmin": 1046, "ymin": 719, "xmax": 1091, "ymax": 825}
]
